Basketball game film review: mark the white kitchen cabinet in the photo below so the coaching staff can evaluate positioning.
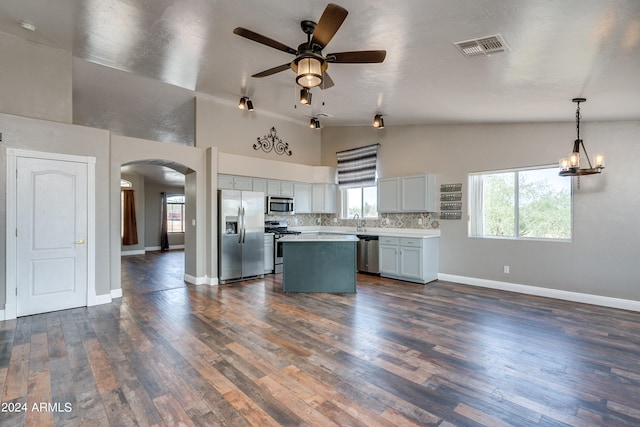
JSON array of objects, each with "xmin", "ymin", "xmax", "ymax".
[
  {"xmin": 379, "ymin": 237, "xmax": 400, "ymax": 276},
  {"xmin": 401, "ymin": 174, "xmax": 436, "ymax": 212},
  {"xmin": 218, "ymin": 174, "xmax": 255, "ymax": 191},
  {"xmin": 252, "ymin": 178, "xmax": 267, "ymax": 193},
  {"xmin": 379, "ymin": 236, "xmax": 438, "ymax": 283},
  {"xmin": 267, "ymin": 180, "xmax": 294, "ymax": 197},
  {"xmin": 264, "ymin": 234, "xmax": 274, "ymax": 274},
  {"xmin": 311, "ymin": 183, "xmax": 337, "ymax": 213},
  {"xmin": 377, "ymin": 177, "xmax": 400, "ymax": 212},
  {"xmin": 217, "ymin": 174, "xmax": 235, "ymax": 190},
  {"xmin": 294, "ymin": 183, "xmax": 312, "ymax": 213},
  {"xmin": 233, "ymin": 176, "xmax": 253, "ymax": 191},
  {"xmin": 378, "ymin": 173, "xmax": 436, "ymax": 213}
]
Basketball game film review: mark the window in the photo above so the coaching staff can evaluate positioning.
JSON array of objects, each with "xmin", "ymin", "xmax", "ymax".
[
  {"xmin": 469, "ymin": 166, "xmax": 572, "ymax": 240},
  {"xmin": 166, "ymin": 195, "xmax": 185, "ymax": 233},
  {"xmin": 336, "ymin": 144, "xmax": 379, "ymax": 219},
  {"xmin": 342, "ymin": 186, "xmax": 377, "ymax": 218}
]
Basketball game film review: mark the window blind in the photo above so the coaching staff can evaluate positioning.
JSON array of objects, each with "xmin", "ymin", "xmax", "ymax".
[{"xmin": 336, "ymin": 144, "xmax": 379, "ymax": 188}]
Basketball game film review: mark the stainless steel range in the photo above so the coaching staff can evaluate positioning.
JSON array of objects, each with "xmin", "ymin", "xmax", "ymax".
[{"xmin": 265, "ymin": 220, "xmax": 301, "ymax": 273}]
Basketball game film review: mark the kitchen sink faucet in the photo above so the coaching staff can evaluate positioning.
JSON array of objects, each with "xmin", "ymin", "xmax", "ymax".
[{"xmin": 353, "ymin": 213, "xmax": 364, "ymax": 232}]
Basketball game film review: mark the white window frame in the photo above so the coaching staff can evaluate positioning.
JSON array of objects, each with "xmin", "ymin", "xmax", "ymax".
[
  {"xmin": 166, "ymin": 194, "xmax": 186, "ymax": 233},
  {"xmin": 468, "ymin": 165, "xmax": 573, "ymax": 242},
  {"xmin": 341, "ymin": 185, "xmax": 378, "ymax": 219}
]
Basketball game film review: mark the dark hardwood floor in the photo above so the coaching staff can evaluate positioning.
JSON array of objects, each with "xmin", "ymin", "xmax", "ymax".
[{"xmin": 2, "ymin": 251, "xmax": 640, "ymax": 426}]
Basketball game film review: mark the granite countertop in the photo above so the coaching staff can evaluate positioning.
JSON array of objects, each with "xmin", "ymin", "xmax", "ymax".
[
  {"xmin": 279, "ymin": 234, "xmax": 359, "ymax": 242},
  {"xmin": 289, "ymin": 226, "xmax": 440, "ymax": 239}
]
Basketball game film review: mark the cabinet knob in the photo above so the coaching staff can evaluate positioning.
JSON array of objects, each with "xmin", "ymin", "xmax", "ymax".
[{"xmin": 76, "ymin": 239, "xmax": 85, "ymax": 244}]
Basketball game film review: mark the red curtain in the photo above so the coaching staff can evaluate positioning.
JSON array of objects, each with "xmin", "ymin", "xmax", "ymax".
[{"xmin": 122, "ymin": 189, "xmax": 139, "ymax": 245}]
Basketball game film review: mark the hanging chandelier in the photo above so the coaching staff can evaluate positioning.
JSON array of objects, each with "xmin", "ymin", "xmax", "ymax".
[{"xmin": 559, "ymin": 98, "xmax": 604, "ymax": 176}]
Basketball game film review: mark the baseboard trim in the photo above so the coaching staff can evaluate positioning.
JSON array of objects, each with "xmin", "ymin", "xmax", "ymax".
[
  {"xmin": 0, "ymin": 308, "xmax": 6, "ymax": 321},
  {"xmin": 145, "ymin": 246, "xmax": 185, "ymax": 251},
  {"xmin": 92, "ymin": 293, "xmax": 112, "ymax": 306},
  {"xmin": 121, "ymin": 250, "xmax": 145, "ymax": 256},
  {"xmin": 438, "ymin": 273, "xmax": 640, "ymax": 312},
  {"xmin": 111, "ymin": 288, "xmax": 123, "ymax": 299},
  {"xmin": 184, "ymin": 274, "xmax": 211, "ymax": 285}
]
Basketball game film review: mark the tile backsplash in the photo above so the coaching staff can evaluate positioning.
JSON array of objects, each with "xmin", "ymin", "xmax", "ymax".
[{"xmin": 266, "ymin": 212, "xmax": 440, "ymax": 230}]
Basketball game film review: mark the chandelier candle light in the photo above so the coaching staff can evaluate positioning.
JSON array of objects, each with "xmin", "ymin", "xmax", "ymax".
[{"xmin": 559, "ymin": 98, "xmax": 604, "ymax": 176}]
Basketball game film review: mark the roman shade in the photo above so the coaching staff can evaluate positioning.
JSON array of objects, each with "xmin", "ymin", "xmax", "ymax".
[{"xmin": 336, "ymin": 144, "xmax": 379, "ymax": 188}]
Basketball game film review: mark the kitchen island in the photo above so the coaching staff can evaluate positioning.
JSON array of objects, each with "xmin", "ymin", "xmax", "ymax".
[{"xmin": 279, "ymin": 234, "xmax": 358, "ymax": 293}]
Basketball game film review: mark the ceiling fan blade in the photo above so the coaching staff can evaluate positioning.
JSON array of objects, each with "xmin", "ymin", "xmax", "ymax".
[
  {"xmin": 252, "ymin": 63, "xmax": 292, "ymax": 78},
  {"xmin": 233, "ymin": 27, "xmax": 297, "ymax": 55},
  {"xmin": 321, "ymin": 72, "xmax": 335, "ymax": 89},
  {"xmin": 326, "ymin": 50, "xmax": 387, "ymax": 63},
  {"xmin": 311, "ymin": 3, "xmax": 348, "ymax": 49}
]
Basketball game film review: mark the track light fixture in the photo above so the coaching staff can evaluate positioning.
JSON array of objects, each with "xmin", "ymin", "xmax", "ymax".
[
  {"xmin": 373, "ymin": 114, "xmax": 384, "ymax": 129},
  {"xmin": 309, "ymin": 118, "xmax": 321, "ymax": 129},
  {"xmin": 238, "ymin": 96, "xmax": 254, "ymax": 111},
  {"xmin": 300, "ymin": 88, "xmax": 312, "ymax": 105},
  {"xmin": 559, "ymin": 98, "xmax": 604, "ymax": 176}
]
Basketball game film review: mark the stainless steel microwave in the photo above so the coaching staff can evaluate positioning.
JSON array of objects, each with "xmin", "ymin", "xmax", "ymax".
[{"xmin": 266, "ymin": 196, "xmax": 294, "ymax": 215}]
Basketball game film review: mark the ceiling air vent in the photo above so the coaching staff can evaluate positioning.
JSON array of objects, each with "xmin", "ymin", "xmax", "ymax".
[{"xmin": 454, "ymin": 34, "xmax": 508, "ymax": 57}]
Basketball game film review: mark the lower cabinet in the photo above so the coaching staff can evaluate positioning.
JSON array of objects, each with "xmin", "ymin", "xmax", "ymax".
[
  {"xmin": 264, "ymin": 234, "xmax": 274, "ymax": 274},
  {"xmin": 379, "ymin": 236, "xmax": 438, "ymax": 284}
]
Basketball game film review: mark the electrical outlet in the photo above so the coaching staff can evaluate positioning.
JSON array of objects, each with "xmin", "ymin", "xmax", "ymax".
[{"xmin": 503, "ymin": 265, "xmax": 510, "ymax": 274}]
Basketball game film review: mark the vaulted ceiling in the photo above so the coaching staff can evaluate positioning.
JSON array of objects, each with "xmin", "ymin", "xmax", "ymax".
[{"xmin": 1, "ymin": 0, "xmax": 639, "ymax": 147}]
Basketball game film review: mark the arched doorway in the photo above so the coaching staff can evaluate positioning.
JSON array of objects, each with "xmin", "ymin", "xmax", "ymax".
[{"xmin": 119, "ymin": 160, "xmax": 192, "ymax": 294}]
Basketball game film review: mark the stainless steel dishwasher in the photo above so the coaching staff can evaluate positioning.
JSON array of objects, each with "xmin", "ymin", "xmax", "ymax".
[{"xmin": 357, "ymin": 235, "xmax": 379, "ymax": 274}]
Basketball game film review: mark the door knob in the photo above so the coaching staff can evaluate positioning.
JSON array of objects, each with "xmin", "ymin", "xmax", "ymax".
[{"xmin": 76, "ymin": 239, "xmax": 85, "ymax": 244}]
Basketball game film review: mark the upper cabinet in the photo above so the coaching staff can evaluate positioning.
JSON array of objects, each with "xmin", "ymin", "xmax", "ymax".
[
  {"xmin": 294, "ymin": 183, "xmax": 312, "ymax": 213},
  {"xmin": 378, "ymin": 173, "xmax": 437, "ymax": 213},
  {"xmin": 312, "ymin": 183, "xmax": 337, "ymax": 214},
  {"xmin": 401, "ymin": 174, "xmax": 436, "ymax": 212},
  {"xmin": 267, "ymin": 180, "xmax": 294, "ymax": 197},
  {"xmin": 218, "ymin": 174, "xmax": 253, "ymax": 191},
  {"xmin": 377, "ymin": 178, "xmax": 401, "ymax": 212}
]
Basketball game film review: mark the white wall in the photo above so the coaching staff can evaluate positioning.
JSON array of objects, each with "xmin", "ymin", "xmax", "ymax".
[
  {"xmin": 110, "ymin": 135, "xmax": 213, "ymax": 288},
  {"xmin": 196, "ymin": 96, "xmax": 321, "ymax": 166},
  {"xmin": 321, "ymin": 121, "xmax": 640, "ymax": 303},
  {"xmin": 0, "ymin": 114, "xmax": 111, "ymax": 305},
  {"xmin": 0, "ymin": 32, "xmax": 72, "ymax": 123}
]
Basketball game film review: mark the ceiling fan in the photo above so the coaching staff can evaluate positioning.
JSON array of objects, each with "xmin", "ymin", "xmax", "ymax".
[{"xmin": 233, "ymin": 3, "xmax": 386, "ymax": 90}]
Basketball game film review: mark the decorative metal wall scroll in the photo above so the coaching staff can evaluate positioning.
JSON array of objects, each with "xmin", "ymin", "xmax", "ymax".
[
  {"xmin": 440, "ymin": 183, "xmax": 463, "ymax": 220},
  {"xmin": 253, "ymin": 127, "xmax": 292, "ymax": 156}
]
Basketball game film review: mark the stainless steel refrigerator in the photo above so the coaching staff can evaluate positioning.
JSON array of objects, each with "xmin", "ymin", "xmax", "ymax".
[{"xmin": 218, "ymin": 190, "xmax": 265, "ymax": 283}]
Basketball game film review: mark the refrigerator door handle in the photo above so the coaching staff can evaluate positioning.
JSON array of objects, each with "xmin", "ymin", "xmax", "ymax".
[
  {"xmin": 241, "ymin": 207, "xmax": 246, "ymax": 243},
  {"xmin": 237, "ymin": 207, "xmax": 242, "ymax": 244}
]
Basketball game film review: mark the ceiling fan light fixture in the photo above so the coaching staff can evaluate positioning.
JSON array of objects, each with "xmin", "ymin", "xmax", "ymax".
[
  {"xmin": 300, "ymin": 88, "xmax": 312, "ymax": 105},
  {"xmin": 373, "ymin": 114, "xmax": 384, "ymax": 129},
  {"xmin": 295, "ymin": 56, "xmax": 324, "ymax": 88},
  {"xmin": 559, "ymin": 98, "xmax": 604, "ymax": 177}
]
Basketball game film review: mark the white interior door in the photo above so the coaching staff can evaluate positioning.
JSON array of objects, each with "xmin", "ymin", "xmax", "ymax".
[{"xmin": 16, "ymin": 156, "xmax": 88, "ymax": 316}]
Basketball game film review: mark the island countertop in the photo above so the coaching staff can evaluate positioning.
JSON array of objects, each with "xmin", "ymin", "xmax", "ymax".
[{"xmin": 279, "ymin": 234, "xmax": 359, "ymax": 243}]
